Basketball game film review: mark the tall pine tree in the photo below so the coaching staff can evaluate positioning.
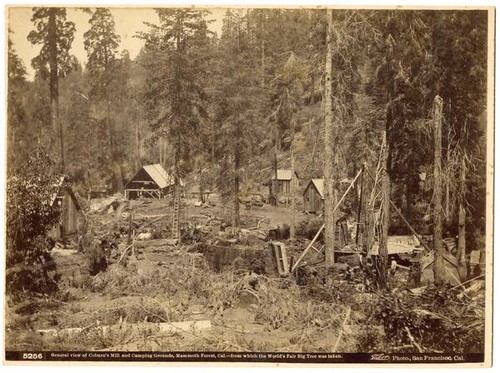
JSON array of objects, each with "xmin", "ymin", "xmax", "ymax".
[
  {"xmin": 28, "ymin": 7, "xmax": 76, "ymax": 172},
  {"xmin": 137, "ymin": 9, "xmax": 212, "ymax": 186},
  {"xmin": 7, "ymin": 34, "xmax": 28, "ymax": 174},
  {"xmin": 84, "ymin": 7, "xmax": 125, "ymax": 191}
]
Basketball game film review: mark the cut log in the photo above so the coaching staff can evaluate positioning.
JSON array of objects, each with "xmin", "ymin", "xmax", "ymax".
[
  {"xmin": 134, "ymin": 239, "xmax": 179, "ymax": 248},
  {"xmin": 37, "ymin": 320, "xmax": 212, "ymax": 337}
]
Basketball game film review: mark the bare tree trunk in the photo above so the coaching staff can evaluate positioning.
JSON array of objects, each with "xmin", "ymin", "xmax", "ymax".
[
  {"xmin": 9, "ymin": 126, "xmax": 15, "ymax": 171},
  {"xmin": 306, "ymin": 120, "xmax": 321, "ymax": 171},
  {"xmin": 48, "ymin": 9, "xmax": 64, "ymax": 172},
  {"xmin": 290, "ymin": 118, "xmax": 296, "ymax": 240},
  {"xmin": 361, "ymin": 167, "xmax": 373, "ymax": 253},
  {"xmin": 175, "ymin": 133, "xmax": 181, "ymax": 184},
  {"xmin": 401, "ymin": 183, "xmax": 408, "ymax": 212},
  {"xmin": 234, "ymin": 141, "xmax": 241, "ymax": 227},
  {"xmin": 457, "ymin": 156, "xmax": 466, "ymax": 263},
  {"xmin": 166, "ymin": 137, "xmax": 170, "ymax": 170},
  {"xmin": 364, "ymin": 209, "xmax": 375, "ymax": 253},
  {"xmin": 355, "ymin": 166, "xmax": 365, "ymax": 246},
  {"xmin": 364, "ymin": 139, "xmax": 384, "ymax": 253},
  {"xmin": 378, "ymin": 131, "xmax": 390, "ymax": 288},
  {"xmin": 56, "ymin": 100, "xmax": 64, "ymax": 173},
  {"xmin": 323, "ymin": 9, "xmax": 335, "ymax": 267},
  {"xmin": 433, "ymin": 95, "xmax": 445, "ymax": 286},
  {"xmin": 307, "ymin": 10, "xmax": 316, "ymax": 105},
  {"xmin": 211, "ymin": 119, "xmax": 215, "ymax": 164},
  {"xmin": 271, "ymin": 122, "xmax": 279, "ymax": 206},
  {"xmin": 135, "ymin": 120, "xmax": 141, "ymax": 170},
  {"xmin": 261, "ymin": 39, "xmax": 265, "ymax": 88},
  {"xmin": 445, "ymin": 127, "xmax": 451, "ymax": 221},
  {"xmin": 107, "ymin": 100, "xmax": 123, "ymax": 191},
  {"xmin": 198, "ymin": 165, "xmax": 205, "ymax": 203},
  {"xmin": 159, "ymin": 138, "xmax": 163, "ymax": 168}
]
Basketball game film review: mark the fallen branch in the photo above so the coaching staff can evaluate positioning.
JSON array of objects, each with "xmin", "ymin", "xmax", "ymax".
[
  {"xmin": 446, "ymin": 267, "xmax": 468, "ymax": 294},
  {"xmin": 405, "ymin": 326, "xmax": 423, "ymax": 353},
  {"xmin": 136, "ymin": 213, "xmax": 169, "ymax": 219},
  {"xmin": 333, "ymin": 307, "xmax": 351, "ymax": 352},
  {"xmin": 116, "ymin": 244, "xmax": 133, "ymax": 265},
  {"xmin": 450, "ymin": 274, "xmax": 485, "ymax": 290}
]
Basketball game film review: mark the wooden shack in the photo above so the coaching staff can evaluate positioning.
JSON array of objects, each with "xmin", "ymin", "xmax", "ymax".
[
  {"xmin": 270, "ymin": 169, "xmax": 299, "ymax": 196},
  {"xmin": 125, "ymin": 164, "xmax": 180, "ymax": 199},
  {"xmin": 49, "ymin": 180, "xmax": 82, "ymax": 241},
  {"xmin": 303, "ymin": 179, "xmax": 324, "ymax": 213}
]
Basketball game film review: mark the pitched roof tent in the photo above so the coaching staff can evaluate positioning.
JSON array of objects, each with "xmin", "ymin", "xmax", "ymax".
[
  {"xmin": 271, "ymin": 169, "xmax": 299, "ymax": 181},
  {"xmin": 143, "ymin": 164, "xmax": 172, "ymax": 189}
]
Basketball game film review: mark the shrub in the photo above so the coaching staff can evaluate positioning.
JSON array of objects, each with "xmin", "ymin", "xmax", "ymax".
[
  {"xmin": 6, "ymin": 149, "xmax": 63, "ymax": 297},
  {"xmin": 296, "ymin": 218, "xmax": 324, "ymax": 241},
  {"xmin": 375, "ymin": 286, "xmax": 485, "ymax": 353}
]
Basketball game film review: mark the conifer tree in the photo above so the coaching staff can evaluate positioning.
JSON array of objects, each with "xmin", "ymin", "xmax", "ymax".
[{"xmin": 28, "ymin": 7, "xmax": 76, "ymax": 172}]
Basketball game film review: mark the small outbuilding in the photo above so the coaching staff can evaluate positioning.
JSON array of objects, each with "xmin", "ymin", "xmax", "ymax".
[
  {"xmin": 303, "ymin": 179, "xmax": 324, "ymax": 213},
  {"xmin": 125, "ymin": 164, "xmax": 180, "ymax": 199},
  {"xmin": 49, "ymin": 178, "xmax": 82, "ymax": 241},
  {"xmin": 270, "ymin": 169, "xmax": 299, "ymax": 196}
]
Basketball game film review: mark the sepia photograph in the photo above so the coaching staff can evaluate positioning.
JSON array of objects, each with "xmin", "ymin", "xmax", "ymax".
[{"xmin": 3, "ymin": 4, "xmax": 494, "ymax": 366}]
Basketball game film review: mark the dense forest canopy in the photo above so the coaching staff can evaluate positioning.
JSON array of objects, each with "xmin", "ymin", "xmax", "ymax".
[{"xmin": 7, "ymin": 7, "xmax": 489, "ymax": 248}]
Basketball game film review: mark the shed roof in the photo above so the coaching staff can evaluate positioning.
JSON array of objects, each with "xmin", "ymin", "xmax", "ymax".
[
  {"xmin": 310, "ymin": 179, "xmax": 324, "ymax": 198},
  {"xmin": 304, "ymin": 177, "xmax": 354, "ymax": 199},
  {"xmin": 271, "ymin": 169, "xmax": 299, "ymax": 181}
]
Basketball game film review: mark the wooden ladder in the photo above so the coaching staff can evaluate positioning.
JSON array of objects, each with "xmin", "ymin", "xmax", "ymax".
[
  {"xmin": 172, "ymin": 193, "xmax": 180, "ymax": 241},
  {"xmin": 271, "ymin": 242, "xmax": 289, "ymax": 275}
]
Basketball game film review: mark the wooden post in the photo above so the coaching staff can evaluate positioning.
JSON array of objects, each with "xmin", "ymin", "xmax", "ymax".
[
  {"xmin": 457, "ymin": 156, "xmax": 466, "ymax": 263},
  {"xmin": 433, "ymin": 95, "xmax": 445, "ymax": 286},
  {"xmin": 355, "ymin": 165, "xmax": 365, "ymax": 246},
  {"xmin": 378, "ymin": 131, "xmax": 390, "ymax": 288},
  {"xmin": 127, "ymin": 212, "xmax": 133, "ymax": 245},
  {"xmin": 323, "ymin": 8, "xmax": 335, "ymax": 267}
]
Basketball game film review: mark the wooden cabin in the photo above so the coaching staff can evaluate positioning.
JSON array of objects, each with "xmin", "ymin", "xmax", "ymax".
[
  {"xmin": 270, "ymin": 169, "xmax": 299, "ymax": 196},
  {"xmin": 49, "ymin": 181, "xmax": 82, "ymax": 241},
  {"xmin": 125, "ymin": 164, "xmax": 181, "ymax": 199},
  {"xmin": 303, "ymin": 179, "xmax": 324, "ymax": 213}
]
